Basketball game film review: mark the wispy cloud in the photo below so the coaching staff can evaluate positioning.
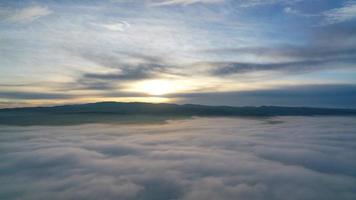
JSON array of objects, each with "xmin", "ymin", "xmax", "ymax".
[
  {"xmin": 150, "ymin": 0, "xmax": 302, "ymax": 7},
  {"xmin": 93, "ymin": 21, "xmax": 131, "ymax": 32},
  {"xmin": 202, "ymin": 44, "xmax": 356, "ymax": 76},
  {"xmin": 5, "ymin": 5, "xmax": 52, "ymax": 23},
  {"xmin": 322, "ymin": 1, "xmax": 356, "ymax": 25},
  {"xmin": 283, "ymin": 6, "xmax": 318, "ymax": 17},
  {"xmin": 77, "ymin": 50, "xmax": 168, "ymax": 82},
  {"xmin": 237, "ymin": 0, "xmax": 302, "ymax": 8},
  {"xmin": 1, "ymin": 0, "xmax": 356, "ymax": 107},
  {"xmin": 150, "ymin": 0, "xmax": 224, "ymax": 6}
]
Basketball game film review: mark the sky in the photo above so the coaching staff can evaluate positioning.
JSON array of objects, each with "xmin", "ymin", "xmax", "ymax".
[{"xmin": 0, "ymin": 0, "xmax": 356, "ymax": 108}]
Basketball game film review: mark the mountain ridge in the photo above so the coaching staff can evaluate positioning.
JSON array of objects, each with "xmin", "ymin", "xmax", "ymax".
[{"xmin": 1, "ymin": 102, "xmax": 356, "ymax": 126}]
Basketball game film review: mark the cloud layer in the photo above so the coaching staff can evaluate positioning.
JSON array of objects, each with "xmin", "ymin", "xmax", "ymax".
[
  {"xmin": 1, "ymin": 0, "xmax": 356, "ymax": 107},
  {"xmin": 171, "ymin": 84, "xmax": 356, "ymax": 108},
  {"xmin": 0, "ymin": 117, "xmax": 356, "ymax": 200}
]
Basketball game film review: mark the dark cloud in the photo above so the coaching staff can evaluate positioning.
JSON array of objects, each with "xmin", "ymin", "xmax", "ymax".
[
  {"xmin": 78, "ymin": 50, "xmax": 167, "ymax": 81},
  {"xmin": 75, "ymin": 79, "xmax": 115, "ymax": 90},
  {"xmin": 63, "ymin": 50, "xmax": 173, "ymax": 93},
  {"xmin": 0, "ymin": 91, "xmax": 74, "ymax": 100},
  {"xmin": 83, "ymin": 65, "xmax": 160, "ymax": 81},
  {"xmin": 204, "ymin": 45, "xmax": 356, "ymax": 75},
  {"xmin": 208, "ymin": 58, "xmax": 355, "ymax": 75},
  {"xmin": 0, "ymin": 84, "xmax": 28, "ymax": 87},
  {"xmin": 58, "ymin": 78, "xmax": 117, "ymax": 91},
  {"xmin": 171, "ymin": 84, "xmax": 356, "ymax": 108},
  {"xmin": 203, "ymin": 46, "xmax": 356, "ymax": 61},
  {"xmin": 203, "ymin": 22, "xmax": 356, "ymax": 76},
  {"xmin": 0, "ymin": 90, "xmax": 147, "ymax": 103},
  {"xmin": 48, "ymin": 49, "xmax": 174, "ymax": 93},
  {"xmin": 80, "ymin": 50, "xmax": 165, "ymax": 71},
  {"xmin": 0, "ymin": 117, "xmax": 355, "ymax": 199}
]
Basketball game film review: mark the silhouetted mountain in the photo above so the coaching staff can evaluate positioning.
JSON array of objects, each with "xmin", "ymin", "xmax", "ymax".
[{"xmin": 1, "ymin": 102, "xmax": 356, "ymax": 126}]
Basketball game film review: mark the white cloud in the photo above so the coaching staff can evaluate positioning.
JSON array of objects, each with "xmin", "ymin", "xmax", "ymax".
[
  {"xmin": 151, "ymin": 0, "xmax": 301, "ymax": 7},
  {"xmin": 323, "ymin": 1, "xmax": 356, "ymax": 24},
  {"xmin": 6, "ymin": 5, "xmax": 52, "ymax": 23},
  {"xmin": 0, "ymin": 117, "xmax": 355, "ymax": 199},
  {"xmin": 150, "ymin": 0, "xmax": 224, "ymax": 6},
  {"xmin": 283, "ymin": 6, "xmax": 318, "ymax": 17},
  {"xmin": 94, "ymin": 21, "xmax": 131, "ymax": 32},
  {"xmin": 237, "ymin": 0, "xmax": 302, "ymax": 7},
  {"xmin": 114, "ymin": 0, "xmax": 298, "ymax": 7}
]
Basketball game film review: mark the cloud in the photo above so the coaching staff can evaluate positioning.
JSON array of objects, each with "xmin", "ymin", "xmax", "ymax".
[
  {"xmin": 207, "ymin": 58, "xmax": 356, "ymax": 76},
  {"xmin": 94, "ymin": 21, "xmax": 131, "ymax": 32},
  {"xmin": 149, "ymin": 0, "xmax": 224, "ymax": 6},
  {"xmin": 74, "ymin": 50, "xmax": 169, "ymax": 86},
  {"xmin": 0, "ymin": 91, "xmax": 74, "ymax": 100},
  {"xmin": 0, "ymin": 89, "xmax": 147, "ymax": 102},
  {"xmin": 322, "ymin": 1, "xmax": 356, "ymax": 25},
  {"xmin": 82, "ymin": 67, "xmax": 158, "ymax": 81},
  {"xmin": 235, "ymin": 0, "xmax": 303, "ymax": 8},
  {"xmin": 171, "ymin": 84, "xmax": 356, "ymax": 108},
  {"xmin": 149, "ymin": 0, "xmax": 303, "ymax": 7},
  {"xmin": 283, "ymin": 6, "xmax": 317, "ymax": 17},
  {"xmin": 0, "ymin": 117, "xmax": 355, "ymax": 199},
  {"xmin": 1, "ymin": 0, "xmax": 356, "ymax": 108},
  {"xmin": 284, "ymin": 6, "xmax": 300, "ymax": 14},
  {"xmin": 202, "ymin": 36, "xmax": 356, "ymax": 75},
  {"xmin": 6, "ymin": 5, "xmax": 52, "ymax": 23},
  {"xmin": 203, "ymin": 45, "xmax": 356, "ymax": 60},
  {"xmin": 114, "ymin": 0, "xmax": 301, "ymax": 7},
  {"xmin": 198, "ymin": 11, "xmax": 356, "ymax": 76},
  {"xmin": 68, "ymin": 79, "xmax": 117, "ymax": 91}
]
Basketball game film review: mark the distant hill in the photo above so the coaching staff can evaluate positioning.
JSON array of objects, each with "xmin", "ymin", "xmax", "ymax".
[{"xmin": 1, "ymin": 102, "xmax": 356, "ymax": 126}]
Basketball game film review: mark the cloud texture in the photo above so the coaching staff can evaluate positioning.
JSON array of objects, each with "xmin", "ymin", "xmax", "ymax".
[
  {"xmin": 0, "ymin": 117, "xmax": 356, "ymax": 200},
  {"xmin": 1, "ymin": 0, "xmax": 356, "ymax": 108},
  {"xmin": 5, "ymin": 5, "xmax": 52, "ymax": 22}
]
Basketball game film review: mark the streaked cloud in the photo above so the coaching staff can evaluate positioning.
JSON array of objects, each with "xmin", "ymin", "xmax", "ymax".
[
  {"xmin": 323, "ymin": 1, "xmax": 356, "ymax": 25},
  {"xmin": 76, "ymin": 50, "xmax": 169, "ymax": 82},
  {"xmin": 283, "ymin": 6, "xmax": 318, "ymax": 17},
  {"xmin": 236, "ymin": 0, "xmax": 303, "ymax": 7},
  {"xmin": 208, "ymin": 58, "xmax": 355, "ymax": 76},
  {"xmin": 0, "ymin": 0, "xmax": 356, "ymax": 108},
  {"xmin": 5, "ymin": 5, "xmax": 52, "ymax": 23},
  {"xmin": 0, "ymin": 91, "xmax": 74, "ymax": 100},
  {"xmin": 150, "ymin": 0, "xmax": 224, "ymax": 6},
  {"xmin": 202, "ymin": 42, "xmax": 356, "ymax": 76},
  {"xmin": 94, "ymin": 21, "xmax": 131, "ymax": 32}
]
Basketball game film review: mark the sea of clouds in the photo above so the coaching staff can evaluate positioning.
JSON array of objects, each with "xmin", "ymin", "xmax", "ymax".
[{"xmin": 0, "ymin": 117, "xmax": 356, "ymax": 200}]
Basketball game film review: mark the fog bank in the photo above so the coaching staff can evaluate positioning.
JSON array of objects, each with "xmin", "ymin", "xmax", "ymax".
[{"xmin": 0, "ymin": 117, "xmax": 356, "ymax": 200}]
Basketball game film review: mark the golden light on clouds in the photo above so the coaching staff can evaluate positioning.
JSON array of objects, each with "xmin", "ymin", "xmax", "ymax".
[
  {"xmin": 129, "ymin": 79, "xmax": 192, "ymax": 96},
  {"xmin": 137, "ymin": 80, "xmax": 174, "ymax": 95}
]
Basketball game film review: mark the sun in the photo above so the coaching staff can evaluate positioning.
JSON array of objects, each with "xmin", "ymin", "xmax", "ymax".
[{"xmin": 134, "ymin": 80, "xmax": 176, "ymax": 96}]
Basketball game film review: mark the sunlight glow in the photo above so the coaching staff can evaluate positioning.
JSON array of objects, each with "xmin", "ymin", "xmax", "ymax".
[{"xmin": 133, "ymin": 80, "xmax": 177, "ymax": 96}]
